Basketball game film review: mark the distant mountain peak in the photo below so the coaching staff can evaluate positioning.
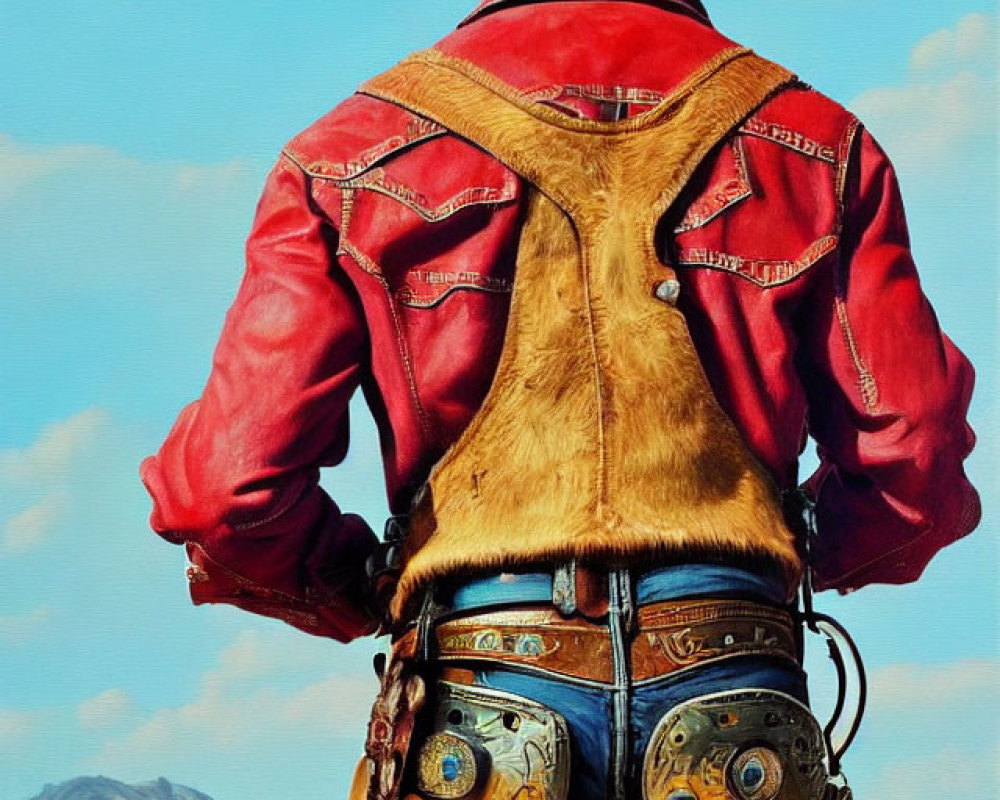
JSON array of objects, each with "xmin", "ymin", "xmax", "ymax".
[{"xmin": 30, "ymin": 775, "xmax": 214, "ymax": 800}]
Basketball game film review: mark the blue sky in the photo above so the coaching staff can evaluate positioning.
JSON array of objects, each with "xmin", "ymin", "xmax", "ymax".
[{"xmin": 1, "ymin": 1, "xmax": 996, "ymax": 798}]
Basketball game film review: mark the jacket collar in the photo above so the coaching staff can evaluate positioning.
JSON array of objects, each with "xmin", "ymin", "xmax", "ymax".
[{"xmin": 459, "ymin": 0, "xmax": 711, "ymax": 28}]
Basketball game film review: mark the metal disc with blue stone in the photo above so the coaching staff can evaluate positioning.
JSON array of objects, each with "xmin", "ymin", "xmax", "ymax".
[{"xmin": 417, "ymin": 732, "xmax": 479, "ymax": 798}]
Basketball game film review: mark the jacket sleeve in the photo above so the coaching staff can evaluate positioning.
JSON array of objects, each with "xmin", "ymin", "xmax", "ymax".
[
  {"xmin": 140, "ymin": 153, "xmax": 380, "ymax": 640},
  {"xmin": 800, "ymin": 127, "xmax": 980, "ymax": 593}
]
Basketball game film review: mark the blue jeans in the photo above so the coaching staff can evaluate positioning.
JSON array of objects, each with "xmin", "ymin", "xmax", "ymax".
[{"xmin": 436, "ymin": 564, "xmax": 808, "ymax": 800}]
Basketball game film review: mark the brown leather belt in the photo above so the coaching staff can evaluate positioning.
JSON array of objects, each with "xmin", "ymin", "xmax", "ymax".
[{"xmin": 398, "ymin": 598, "xmax": 798, "ymax": 686}]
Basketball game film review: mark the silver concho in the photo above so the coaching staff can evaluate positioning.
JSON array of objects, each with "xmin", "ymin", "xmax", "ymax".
[
  {"xmin": 642, "ymin": 689, "xmax": 833, "ymax": 800},
  {"xmin": 415, "ymin": 681, "xmax": 571, "ymax": 800}
]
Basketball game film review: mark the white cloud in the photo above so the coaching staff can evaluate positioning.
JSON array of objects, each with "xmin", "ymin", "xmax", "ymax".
[
  {"xmin": 868, "ymin": 657, "xmax": 1000, "ymax": 712},
  {"xmin": 0, "ymin": 606, "xmax": 50, "ymax": 645},
  {"xmin": 868, "ymin": 745, "xmax": 997, "ymax": 799},
  {"xmin": 1, "ymin": 498, "xmax": 61, "ymax": 552},
  {"xmin": 0, "ymin": 135, "xmax": 107, "ymax": 202},
  {"xmin": 0, "ymin": 409, "xmax": 107, "ymax": 555},
  {"xmin": 852, "ymin": 71, "xmax": 994, "ymax": 167},
  {"xmin": 2, "ymin": 132, "xmax": 261, "ymax": 307},
  {"xmin": 174, "ymin": 161, "xmax": 249, "ymax": 196},
  {"xmin": 851, "ymin": 13, "xmax": 997, "ymax": 175},
  {"xmin": 95, "ymin": 630, "xmax": 379, "ymax": 766},
  {"xmin": 105, "ymin": 671, "xmax": 375, "ymax": 757},
  {"xmin": 77, "ymin": 689, "xmax": 133, "ymax": 729},
  {"xmin": 910, "ymin": 13, "xmax": 996, "ymax": 73},
  {"xmin": 0, "ymin": 134, "xmax": 250, "ymax": 206},
  {"xmin": 199, "ymin": 628, "xmax": 329, "ymax": 695},
  {"xmin": 0, "ymin": 408, "xmax": 108, "ymax": 485},
  {"xmin": 0, "ymin": 710, "xmax": 36, "ymax": 740}
]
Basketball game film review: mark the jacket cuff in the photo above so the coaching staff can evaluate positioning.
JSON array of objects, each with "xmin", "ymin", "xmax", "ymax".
[{"xmin": 185, "ymin": 529, "xmax": 380, "ymax": 641}]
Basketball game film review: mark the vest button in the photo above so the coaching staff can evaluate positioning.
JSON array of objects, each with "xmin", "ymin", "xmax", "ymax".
[{"xmin": 655, "ymin": 279, "xmax": 681, "ymax": 304}]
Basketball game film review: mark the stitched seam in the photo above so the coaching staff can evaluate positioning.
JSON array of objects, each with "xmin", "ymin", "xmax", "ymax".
[
  {"xmin": 834, "ymin": 117, "xmax": 861, "ymax": 235},
  {"xmin": 675, "ymin": 235, "xmax": 838, "ymax": 287},
  {"xmin": 361, "ymin": 46, "xmax": 754, "ymax": 136},
  {"xmin": 535, "ymin": 98, "xmax": 586, "ymax": 118},
  {"xmin": 519, "ymin": 84, "xmax": 564, "ymax": 102},
  {"xmin": 188, "ymin": 542, "xmax": 311, "ymax": 608},
  {"xmin": 732, "ymin": 133, "xmax": 753, "ymax": 192},
  {"xmin": 527, "ymin": 86, "xmax": 665, "ymax": 119},
  {"xmin": 525, "ymin": 83, "xmax": 668, "ymax": 105},
  {"xmin": 674, "ymin": 139, "xmax": 753, "ymax": 233},
  {"xmin": 231, "ymin": 485, "xmax": 307, "ymax": 532},
  {"xmin": 830, "ymin": 117, "xmax": 877, "ymax": 412},
  {"xmin": 675, "ymin": 182, "xmax": 751, "ymax": 233},
  {"xmin": 397, "ymin": 270, "xmax": 513, "ymax": 307},
  {"xmin": 358, "ymin": 50, "xmax": 791, "ymax": 221},
  {"xmin": 407, "ymin": 268, "xmax": 513, "ymax": 289},
  {"xmin": 337, "ymin": 236, "xmax": 380, "ymax": 277},
  {"xmin": 341, "ymin": 167, "xmax": 517, "ymax": 221},
  {"xmin": 397, "ymin": 283, "xmax": 513, "ymax": 309},
  {"xmin": 339, "ymin": 185, "xmax": 355, "ymax": 237},
  {"xmin": 580, "ymin": 234, "xmax": 608, "ymax": 506},
  {"xmin": 339, "ymin": 239, "xmax": 433, "ymax": 437},
  {"xmin": 738, "ymin": 118, "xmax": 837, "ymax": 163},
  {"xmin": 834, "ymin": 297, "xmax": 879, "ymax": 412},
  {"xmin": 417, "ymin": 189, "xmax": 544, "ymax": 481},
  {"xmin": 281, "ymin": 119, "xmax": 447, "ymax": 182}
]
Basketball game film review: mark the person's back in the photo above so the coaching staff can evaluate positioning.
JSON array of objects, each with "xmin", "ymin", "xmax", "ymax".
[{"xmin": 141, "ymin": 2, "xmax": 979, "ymax": 798}]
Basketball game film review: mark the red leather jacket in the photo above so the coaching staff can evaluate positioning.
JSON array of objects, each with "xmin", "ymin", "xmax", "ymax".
[{"xmin": 140, "ymin": 0, "xmax": 980, "ymax": 641}]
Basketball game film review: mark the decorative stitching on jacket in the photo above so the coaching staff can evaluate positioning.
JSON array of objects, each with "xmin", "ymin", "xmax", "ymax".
[
  {"xmin": 337, "ymin": 237, "xmax": 383, "ymax": 279},
  {"xmin": 738, "ymin": 118, "xmax": 837, "ymax": 163},
  {"xmin": 188, "ymin": 541, "xmax": 315, "ymax": 613},
  {"xmin": 675, "ymin": 234, "xmax": 838, "ymax": 287},
  {"xmin": 282, "ymin": 115, "xmax": 447, "ymax": 182},
  {"xmin": 674, "ymin": 139, "xmax": 752, "ymax": 233},
  {"xmin": 397, "ymin": 282, "xmax": 514, "ymax": 309},
  {"xmin": 361, "ymin": 47, "xmax": 758, "ymax": 142},
  {"xmin": 339, "ymin": 184, "xmax": 355, "ymax": 236},
  {"xmin": 230, "ymin": 482, "xmax": 310, "ymax": 532},
  {"xmin": 834, "ymin": 296, "xmax": 878, "ymax": 412},
  {"xmin": 524, "ymin": 84, "xmax": 663, "ymax": 120},
  {"xmin": 524, "ymin": 83, "xmax": 667, "ymax": 105},
  {"xmin": 338, "ymin": 237, "xmax": 434, "ymax": 438},
  {"xmin": 830, "ymin": 117, "xmax": 878, "ymax": 413},
  {"xmin": 396, "ymin": 269, "xmax": 513, "ymax": 308},
  {"xmin": 834, "ymin": 117, "xmax": 861, "ymax": 233},
  {"xmin": 341, "ymin": 167, "xmax": 518, "ymax": 222}
]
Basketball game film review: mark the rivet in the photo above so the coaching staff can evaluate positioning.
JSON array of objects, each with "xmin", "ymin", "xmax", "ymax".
[
  {"xmin": 655, "ymin": 279, "xmax": 681, "ymax": 303},
  {"xmin": 186, "ymin": 566, "xmax": 210, "ymax": 583}
]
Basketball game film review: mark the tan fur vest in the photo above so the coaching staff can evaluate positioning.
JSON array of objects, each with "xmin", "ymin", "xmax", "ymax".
[{"xmin": 360, "ymin": 47, "xmax": 803, "ymax": 619}]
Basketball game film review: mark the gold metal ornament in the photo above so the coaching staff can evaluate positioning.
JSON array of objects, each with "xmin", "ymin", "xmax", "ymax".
[
  {"xmin": 729, "ymin": 746, "xmax": 783, "ymax": 799},
  {"xmin": 417, "ymin": 732, "xmax": 479, "ymax": 798},
  {"xmin": 642, "ymin": 689, "xmax": 834, "ymax": 800},
  {"xmin": 414, "ymin": 681, "xmax": 571, "ymax": 800}
]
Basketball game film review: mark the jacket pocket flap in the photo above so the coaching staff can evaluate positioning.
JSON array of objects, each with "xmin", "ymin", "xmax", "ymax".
[
  {"xmin": 674, "ymin": 139, "xmax": 753, "ymax": 234},
  {"xmin": 340, "ymin": 135, "xmax": 519, "ymax": 222}
]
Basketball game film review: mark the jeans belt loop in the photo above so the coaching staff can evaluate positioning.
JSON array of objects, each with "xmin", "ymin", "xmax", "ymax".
[
  {"xmin": 414, "ymin": 581, "xmax": 441, "ymax": 662},
  {"xmin": 552, "ymin": 559, "xmax": 578, "ymax": 615}
]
